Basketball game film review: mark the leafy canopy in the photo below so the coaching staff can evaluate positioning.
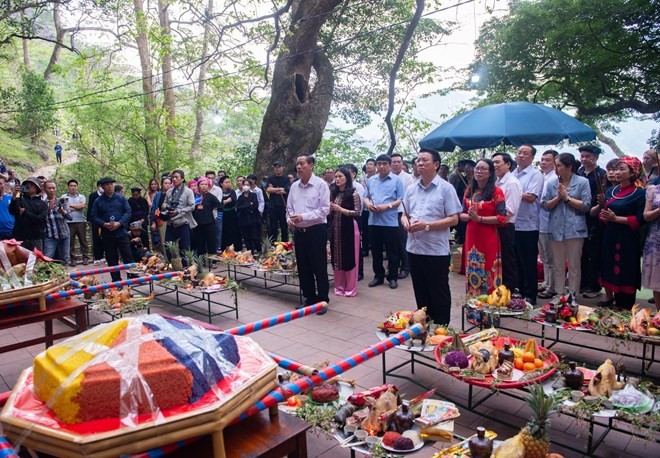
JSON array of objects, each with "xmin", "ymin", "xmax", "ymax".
[{"xmin": 469, "ymin": 0, "xmax": 659, "ymax": 126}]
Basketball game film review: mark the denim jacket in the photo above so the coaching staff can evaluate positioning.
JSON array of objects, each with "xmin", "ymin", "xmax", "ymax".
[{"xmin": 542, "ymin": 174, "xmax": 591, "ymax": 241}]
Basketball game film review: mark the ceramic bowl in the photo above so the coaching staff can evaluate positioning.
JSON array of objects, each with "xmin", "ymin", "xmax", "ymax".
[
  {"xmin": 344, "ymin": 425, "xmax": 357, "ymax": 437},
  {"xmin": 571, "ymin": 390, "xmax": 585, "ymax": 402},
  {"xmin": 365, "ymin": 436, "xmax": 381, "ymax": 449},
  {"xmin": 354, "ymin": 430, "xmax": 368, "ymax": 441},
  {"xmin": 583, "ymin": 395, "xmax": 598, "ymax": 405}
]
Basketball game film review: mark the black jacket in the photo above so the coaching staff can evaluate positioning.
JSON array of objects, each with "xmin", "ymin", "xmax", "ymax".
[
  {"xmin": 9, "ymin": 194, "xmax": 48, "ymax": 240},
  {"xmin": 193, "ymin": 193, "xmax": 221, "ymax": 225},
  {"xmin": 236, "ymin": 192, "xmax": 260, "ymax": 226}
]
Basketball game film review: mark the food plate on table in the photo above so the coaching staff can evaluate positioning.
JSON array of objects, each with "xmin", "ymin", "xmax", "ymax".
[
  {"xmin": 375, "ymin": 331, "xmax": 435, "ymax": 352},
  {"xmin": 466, "ymin": 298, "xmax": 528, "ymax": 316},
  {"xmin": 434, "ymin": 336, "xmax": 559, "ymax": 389},
  {"xmin": 381, "ymin": 439, "xmax": 424, "ymax": 453}
]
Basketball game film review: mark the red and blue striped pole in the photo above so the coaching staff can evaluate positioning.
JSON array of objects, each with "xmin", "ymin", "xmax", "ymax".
[
  {"xmin": 269, "ymin": 353, "xmax": 315, "ymax": 375},
  {"xmin": 69, "ymin": 263, "xmax": 137, "ymax": 278},
  {"xmin": 225, "ymin": 302, "xmax": 327, "ymax": 336},
  {"xmin": 237, "ymin": 324, "xmax": 423, "ymax": 420},
  {"xmin": 0, "ymin": 436, "xmax": 19, "ymax": 458},
  {"xmin": 45, "ymin": 272, "xmax": 180, "ymax": 300}
]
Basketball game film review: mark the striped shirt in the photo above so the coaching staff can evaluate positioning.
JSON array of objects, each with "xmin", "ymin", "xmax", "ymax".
[{"xmin": 45, "ymin": 198, "xmax": 72, "ymax": 239}]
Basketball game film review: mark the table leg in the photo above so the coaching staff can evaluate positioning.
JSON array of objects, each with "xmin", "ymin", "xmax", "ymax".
[
  {"xmin": 290, "ymin": 431, "xmax": 308, "ymax": 458},
  {"xmin": 76, "ymin": 305, "xmax": 88, "ymax": 333},
  {"xmin": 45, "ymin": 319, "xmax": 53, "ymax": 348},
  {"xmin": 382, "ymin": 352, "xmax": 387, "ymax": 384},
  {"xmin": 233, "ymin": 291, "xmax": 238, "ymax": 319},
  {"xmin": 212, "ymin": 431, "xmax": 227, "ymax": 458},
  {"xmin": 206, "ymin": 292, "xmax": 212, "ymax": 324}
]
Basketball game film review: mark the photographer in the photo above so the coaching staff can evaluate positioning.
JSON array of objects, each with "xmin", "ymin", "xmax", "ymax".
[
  {"xmin": 9, "ymin": 177, "xmax": 47, "ymax": 250},
  {"xmin": 163, "ymin": 169, "xmax": 196, "ymax": 265},
  {"xmin": 129, "ymin": 221, "xmax": 151, "ymax": 261},
  {"xmin": 43, "ymin": 180, "xmax": 73, "ymax": 263}
]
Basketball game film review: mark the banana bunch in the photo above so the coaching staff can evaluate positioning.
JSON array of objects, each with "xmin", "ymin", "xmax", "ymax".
[{"xmin": 487, "ymin": 285, "xmax": 511, "ymax": 307}]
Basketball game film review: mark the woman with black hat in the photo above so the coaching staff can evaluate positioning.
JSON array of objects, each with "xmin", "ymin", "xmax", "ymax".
[{"xmin": 9, "ymin": 177, "xmax": 48, "ymax": 250}]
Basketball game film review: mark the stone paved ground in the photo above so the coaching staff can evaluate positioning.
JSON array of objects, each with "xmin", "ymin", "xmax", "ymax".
[{"xmin": 1, "ymin": 256, "xmax": 658, "ymax": 457}]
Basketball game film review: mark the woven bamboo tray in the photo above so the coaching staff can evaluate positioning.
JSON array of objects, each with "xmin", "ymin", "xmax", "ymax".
[
  {"xmin": 0, "ymin": 278, "xmax": 69, "ymax": 311},
  {"xmin": 0, "ymin": 337, "xmax": 277, "ymax": 458}
]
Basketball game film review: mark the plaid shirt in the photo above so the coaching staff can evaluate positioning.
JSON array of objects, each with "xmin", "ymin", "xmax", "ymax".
[{"xmin": 45, "ymin": 198, "xmax": 72, "ymax": 239}]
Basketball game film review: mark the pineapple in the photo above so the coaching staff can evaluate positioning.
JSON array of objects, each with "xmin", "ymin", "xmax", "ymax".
[{"xmin": 520, "ymin": 383, "xmax": 556, "ymax": 458}]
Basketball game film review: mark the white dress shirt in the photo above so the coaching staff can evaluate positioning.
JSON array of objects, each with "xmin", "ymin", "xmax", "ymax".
[
  {"xmin": 496, "ymin": 171, "xmax": 522, "ymax": 224},
  {"xmin": 286, "ymin": 175, "xmax": 330, "ymax": 227}
]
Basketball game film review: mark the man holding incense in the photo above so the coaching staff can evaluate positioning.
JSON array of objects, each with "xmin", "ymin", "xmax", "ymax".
[{"xmin": 402, "ymin": 149, "xmax": 461, "ymax": 325}]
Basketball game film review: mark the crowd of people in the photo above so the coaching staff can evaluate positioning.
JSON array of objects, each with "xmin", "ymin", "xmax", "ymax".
[{"xmin": 0, "ymin": 145, "xmax": 658, "ymax": 318}]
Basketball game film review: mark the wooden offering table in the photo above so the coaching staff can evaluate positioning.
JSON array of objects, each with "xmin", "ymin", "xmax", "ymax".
[{"xmin": 0, "ymin": 298, "xmax": 87, "ymax": 354}]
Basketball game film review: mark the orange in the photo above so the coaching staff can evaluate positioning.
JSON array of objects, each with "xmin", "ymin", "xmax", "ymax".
[
  {"xmin": 523, "ymin": 362, "xmax": 536, "ymax": 372},
  {"xmin": 522, "ymin": 352, "xmax": 535, "ymax": 363},
  {"xmin": 534, "ymin": 358, "xmax": 543, "ymax": 368},
  {"xmin": 435, "ymin": 327, "xmax": 448, "ymax": 336},
  {"xmin": 514, "ymin": 358, "xmax": 524, "ymax": 370}
]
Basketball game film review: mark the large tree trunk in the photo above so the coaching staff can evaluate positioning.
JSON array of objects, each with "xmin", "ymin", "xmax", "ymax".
[
  {"xmin": 133, "ymin": 0, "xmax": 158, "ymax": 175},
  {"xmin": 21, "ymin": 10, "xmax": 30, "ymax": 72},
  {"xmin": 158, "ymin": 0, "xmax": 176, "ymax": 141},
  {"xmin": 43, "ymin": 4, "xmax": 64, "ymax": 80},
  {"xmin": 191, "ymin": 0, "xmax": 213, "ymax": 158},
  {"xmin": 254, "ymin": 0, "xmax": 342, "ymax": 178}
]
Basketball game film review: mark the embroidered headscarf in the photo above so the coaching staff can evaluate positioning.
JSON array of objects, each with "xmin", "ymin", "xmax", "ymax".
[{"xmin": 617, "ymin": 156, "xmax": 644, "ymax": 188}]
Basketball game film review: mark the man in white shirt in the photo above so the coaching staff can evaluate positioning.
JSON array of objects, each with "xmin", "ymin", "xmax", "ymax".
[
  {"xmin": 492, "ymin": 152, "xmax": 522, "ymax": 292},
  {"xmin": 360, "ymin": 159, "xmax": 376, "ymax": 257},
  {"xmin": 63, "ymin": 179, "xmax": 88, "ymax": 266},
  {"xmin": 390, "ymin": 153, "xmax": 415, "ymax": 279},
  {"xmin": 538, "ymin": 150, "xmax": 559, "ymax": 300},
  {"xmin": 512, "ymin": 145, "xmax": 545, "ymax": 305},
  {"xmin": 287, "ymin": 153, "xmax": 330, "ymax": 310},
  {"xmin": 248, "ymin": 175, "xmax": 265, "ymax": 215}
]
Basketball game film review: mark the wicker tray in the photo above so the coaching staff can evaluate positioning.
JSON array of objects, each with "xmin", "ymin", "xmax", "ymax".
[
  {"xmin": 0, "ymin": 278, "xmax": 69, "ymax": 311},
  {"xmin": 0, "ymin": 336, "xmax": 277, "ymax": 458}
]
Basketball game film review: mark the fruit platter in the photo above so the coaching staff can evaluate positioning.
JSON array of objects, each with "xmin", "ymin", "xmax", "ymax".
[
  {"xmin": 467, "ymin": 286, "xmax": 532, "ymax": 316},
  {"xmin": 434, "ymin": 331, "xmax": 559, "ymax": 389},
  {"xmin": 534, "ymin": 300, "xmax": 660, "ymax": 341},
  {"xmin": 256, "ymin": 242, "xmax": 296, "ymax": 273},
  {"xmin": 127, "ymin": 253, "xmax": 169, "ymax": 276},
  {"xmin": 377, "ymin": 308, "xmax": 451, "ymax": 351},
  {"xmin": 89, "ymin": 287, "xmax": 154, "ymax": 315},
  {"xmin": 162, "ymin": 266, "xmax": 239, "ymax": 292},
  {"xmin": 218, "ymin": 245, "xmax": 256, "ymax": 265}
]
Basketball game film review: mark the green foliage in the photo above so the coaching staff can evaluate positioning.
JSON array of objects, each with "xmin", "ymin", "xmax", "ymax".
[
  {"xmin": 321, "ymin": 0, "xmax": 451, "ymax": 126},
  {"xmin": 315, "ymin": 127, "xmax": 373, "ymax": 171},
  {"xmin": 15, "ymin": 72, "xmax": 56, "ymax": 143},
  {"xmin": 470, "ymin": 0, "xmax": 660, "ymax": 126}
]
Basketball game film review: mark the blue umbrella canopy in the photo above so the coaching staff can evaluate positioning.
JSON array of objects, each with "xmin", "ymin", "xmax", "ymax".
[{"xmin": 419, "ymin": 101, "xmax": 597, "ymax": 152}]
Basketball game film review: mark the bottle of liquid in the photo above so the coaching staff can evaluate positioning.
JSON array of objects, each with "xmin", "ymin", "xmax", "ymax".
[{"xmin": 468, "ymin": 426, "xmax": 493, "ymax": 458}]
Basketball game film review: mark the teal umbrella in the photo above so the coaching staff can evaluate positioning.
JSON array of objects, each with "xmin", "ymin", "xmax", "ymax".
[{"xmin": 419, "ymin": 102, "xmax": 596, "ymax": 152}]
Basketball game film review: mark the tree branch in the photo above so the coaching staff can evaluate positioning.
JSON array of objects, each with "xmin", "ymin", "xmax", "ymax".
[{"xmin": 385, "ymin": 0, "xmax": 425, "ymax": 156}]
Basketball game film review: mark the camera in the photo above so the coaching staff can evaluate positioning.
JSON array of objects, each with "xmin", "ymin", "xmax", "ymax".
[
  {"xmin": 59, "ymin": 197, "xmax": 68, "ymax": 205},
  {"xmin": 160, "ymin": 202, "xmax": 177, "ymax": 221},
  {"xmin": 20, "ymin": 184, "xmax": 29, "ymax": 193},
  {"xmin": 136, "ymin": 242, "xmax": 144, "ymax": 250}
]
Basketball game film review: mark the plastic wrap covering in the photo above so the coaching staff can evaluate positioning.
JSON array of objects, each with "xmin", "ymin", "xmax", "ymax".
[
  {"xmin": 0, "ymin": 242, "xmax": 37, "ymax": 290},
  {"xmin": 2, "ymin": 315, "xmax": 273, "ymax": 436}
]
